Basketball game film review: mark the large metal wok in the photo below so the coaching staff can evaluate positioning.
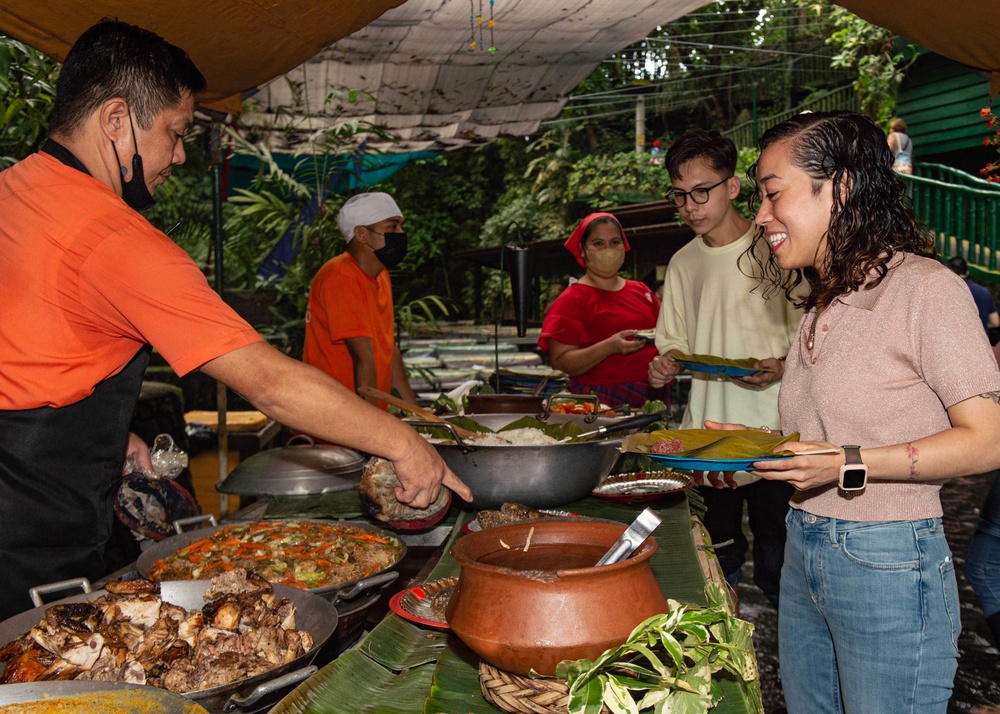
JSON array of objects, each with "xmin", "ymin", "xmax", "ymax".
[
  {"xmin": 0, "ymin": 579, "xmax": 337, "ymax": 713},
  {"xmin": 411, "ymin": 422, "xmax": 617, "ymax": 510},
  {"xmin": 136, "ymin": 518, "xmax": 404, "ymax": 605},
  {"xmin": 412, "ymin": 410, "xmax": 666, "ymax": 510}
]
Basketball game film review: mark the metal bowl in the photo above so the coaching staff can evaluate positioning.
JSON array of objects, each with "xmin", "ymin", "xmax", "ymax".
[{"xmin": 417, "ymin": 423, "xmax": 624, "ymax": 509}]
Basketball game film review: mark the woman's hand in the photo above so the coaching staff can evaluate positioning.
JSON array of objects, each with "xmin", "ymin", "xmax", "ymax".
[
  {"xmin": 648, "ymin": 351, "xmax": 684, "ymax": 388},
  {"xmin": 737, "ymin": 357, "xmax": 785, "ymax": 388},
  {"xmin": 124, "ymin": 432, "xmax": 156, "ymax": 476},
  {"xmin": 697, "ymin": 421, "xmax": 753, "ymax": 488},
  {"xmin": 751, "ymin": 440, "xmax": 843, "ymax": 490},
  {"xmin": 605, "ymin": 330, "xmax": 646, "ymax": 356}
]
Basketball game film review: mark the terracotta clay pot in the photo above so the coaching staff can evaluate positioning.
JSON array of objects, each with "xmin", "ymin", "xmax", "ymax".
[{"xmin": 446, "ymin": 520, "xmax": 668, "ymax": 676}]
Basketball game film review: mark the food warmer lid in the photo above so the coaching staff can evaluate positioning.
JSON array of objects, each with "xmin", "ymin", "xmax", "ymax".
[{"xmin": 217, "ymin": 435, "xmax": 366, "ymax": 496}]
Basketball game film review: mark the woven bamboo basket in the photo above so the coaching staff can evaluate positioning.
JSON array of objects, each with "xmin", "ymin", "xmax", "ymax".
[{"xmin": 479, "ymin": 661, "xmax": 610, "ymax": 714}]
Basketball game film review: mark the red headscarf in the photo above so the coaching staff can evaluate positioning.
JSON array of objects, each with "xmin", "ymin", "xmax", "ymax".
[{"xmin": 563, "ymin": 212, "xmax": 630, "ymax": 269}]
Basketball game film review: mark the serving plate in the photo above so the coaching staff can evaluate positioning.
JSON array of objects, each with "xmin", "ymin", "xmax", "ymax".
[
  {"xmin": 671, "ymin": 353, "xmax": 774, "ymax": 378},
  {"xmin": 645, "ymin": 453, "xmax": 793, "ymax": 471},
  {"xmin": 388, "ymin": 577, "xmax": 457, "ymax": 630},
  {"xmin": 461, "ymin": 509, "xmax": 577, "ymax": 534},
  {"xmin": 592, "ymin": 471, "xmax": 694, "ymax": 502}
]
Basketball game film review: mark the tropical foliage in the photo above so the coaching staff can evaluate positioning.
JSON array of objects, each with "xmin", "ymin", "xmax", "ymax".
[{"xmin": 0, "ymin": 36, "xmax": 57, "ymax": 169}]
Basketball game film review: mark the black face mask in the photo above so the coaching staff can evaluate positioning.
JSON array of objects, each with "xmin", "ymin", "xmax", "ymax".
[
  {"xmin": 371, "ymin": 231, "xmax": 409, "ymax": 270},
  {"xmin": 111, "ymin": 109, "xmax": 156, "ymax": 212}
]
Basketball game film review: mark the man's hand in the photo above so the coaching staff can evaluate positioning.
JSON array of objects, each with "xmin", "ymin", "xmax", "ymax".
[
  {"xmin": 649, "ymin": 351, "xmax": 684, "ymax": 388},
  {"xmin": 124, "ymin": 432, "xmax": 156, "ymax": 475},
  {"xmin": 737, "ymin": 357, "xmax": 785, "ymax": 388},
  {"xmin": 391, "ymin": 434, "xmax": 473, "ymax": 508}
]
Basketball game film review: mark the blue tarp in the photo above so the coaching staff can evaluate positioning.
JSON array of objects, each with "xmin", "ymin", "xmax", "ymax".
[{"xmin": 227, "ymin": 149, "xmax": 438, "ymax": 279}]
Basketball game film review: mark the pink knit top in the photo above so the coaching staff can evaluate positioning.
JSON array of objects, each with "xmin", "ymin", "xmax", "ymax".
[{"xmin": 780, "ymin": 253, "xmax": 1000, "ymax": 521}]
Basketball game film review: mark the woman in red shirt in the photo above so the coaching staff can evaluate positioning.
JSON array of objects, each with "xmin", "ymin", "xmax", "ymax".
[{"xmin": 538, "ymin": 213, "xmax": 669, "ymax": 409}]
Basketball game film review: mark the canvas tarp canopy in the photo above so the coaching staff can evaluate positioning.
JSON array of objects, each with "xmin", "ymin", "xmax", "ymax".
[{"xmin": 1, "ymin": 1, "xmax": 997, "ymax": 140}]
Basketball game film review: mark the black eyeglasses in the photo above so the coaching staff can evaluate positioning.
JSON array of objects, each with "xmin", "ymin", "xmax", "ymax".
[{"xmin": 665, "ymin": 177, "xmax": 730, "ymax": 207}]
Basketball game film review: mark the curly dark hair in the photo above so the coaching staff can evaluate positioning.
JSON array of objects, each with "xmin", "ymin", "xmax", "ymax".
[{"xmin": 747, "ymin": 111, "xmax": 934, "ymax": 311}]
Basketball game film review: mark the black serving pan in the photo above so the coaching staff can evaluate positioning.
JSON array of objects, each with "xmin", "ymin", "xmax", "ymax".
[{"xmin": 0, "ymin": 579, "xmax": 337, "ymax": 713}]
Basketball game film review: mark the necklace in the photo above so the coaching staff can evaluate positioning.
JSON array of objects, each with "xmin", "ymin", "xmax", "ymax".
[{"xmin": 806, "ymin": 310, "xmax": 821, "ymax": 351}]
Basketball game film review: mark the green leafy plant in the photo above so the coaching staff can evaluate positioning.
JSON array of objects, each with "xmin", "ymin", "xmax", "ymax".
[
  {"xmin": 0, "ymin": 35, "xmax": 57, "ymax": 169},
  {"xmin": 554, "ymin": 583, "xmax": 763, "ymax": 714}
]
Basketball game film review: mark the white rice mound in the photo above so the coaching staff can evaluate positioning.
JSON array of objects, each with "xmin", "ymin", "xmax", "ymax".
[{"xmin": 474, "ymin": 427, "xmax": 557, "ymax": 446}]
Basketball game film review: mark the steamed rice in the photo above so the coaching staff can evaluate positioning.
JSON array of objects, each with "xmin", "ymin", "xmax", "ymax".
[{"xmin": 471, "ymin": 427, "xmax": 557, "ymax": 446}]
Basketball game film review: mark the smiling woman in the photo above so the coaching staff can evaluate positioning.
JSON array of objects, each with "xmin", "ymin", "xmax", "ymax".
[{"xmin": 734, "ymin": 111, "xmax": 1000, "ymax": 714}]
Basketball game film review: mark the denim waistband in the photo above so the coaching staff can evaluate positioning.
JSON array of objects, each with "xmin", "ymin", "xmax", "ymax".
[{"xmin": 788, "ymin": 508, "xmax": 943, "ymax": 540}]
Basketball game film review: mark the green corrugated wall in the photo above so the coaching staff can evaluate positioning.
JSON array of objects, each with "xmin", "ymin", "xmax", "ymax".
[{"xmin": 895, "ymin": 51, "xmax": 993, "ymax": 159}]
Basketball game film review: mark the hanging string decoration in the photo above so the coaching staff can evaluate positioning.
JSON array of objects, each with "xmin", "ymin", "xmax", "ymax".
[{"xmin": 468, "ymin": 0, "xmax": 496, "ymax": 54}]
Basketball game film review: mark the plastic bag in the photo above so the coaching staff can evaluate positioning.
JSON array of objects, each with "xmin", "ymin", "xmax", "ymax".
[{"xmin": 149, "ymin": 433, "xmax": 189, "ymax": 479}]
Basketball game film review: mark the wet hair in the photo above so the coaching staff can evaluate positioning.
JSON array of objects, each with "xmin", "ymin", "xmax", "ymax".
[
  {"xmin": 890, "ymin": 118, "xmax": 908, "ymax": 133},
  {"xmin": 747, "ymin": 111, "xmax": 934, "ymax": 311},
  {"xmin": 664, "ymin": 129, "xmax": 737, "ymax": 180},
  {"xmin": 48, "ymin": 19, "xmax": 206, "ymax": 135},
  {"xmin": 946, "ymin": 256, "xmax": 969, "ymax": 276}
]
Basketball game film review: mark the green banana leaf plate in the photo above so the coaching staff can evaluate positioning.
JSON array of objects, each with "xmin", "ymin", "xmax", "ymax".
[
  {"xmin": 672, "ymin": 352, "xmax": 774, "ymax": 377},
  {"xmin": 623, "ymin": 429, "xmax": 799, "ymax": 471}
]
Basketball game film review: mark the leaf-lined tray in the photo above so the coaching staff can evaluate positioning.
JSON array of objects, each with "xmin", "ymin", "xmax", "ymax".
[
  {"xmin": 672, "ymin": 352, "xmax": 774, "ymax": 377},
  {"xmin": 623, "ymin": 429, "xmax": 799, "ymax": 471}
]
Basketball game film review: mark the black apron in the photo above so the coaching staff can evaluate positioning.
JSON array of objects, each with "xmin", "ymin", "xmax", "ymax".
[{"xmin": 0, "ymin": 347, "xmax": 149, "ymax": 619}]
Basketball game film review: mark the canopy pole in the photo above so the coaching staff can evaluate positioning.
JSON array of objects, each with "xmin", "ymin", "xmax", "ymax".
[
  {"xmin": 635, "ymin": 95, "xmax": 646, "ymax": 154},
  {"xmin": 209, "ymin": 119, "xmax": 229, "ymax": 518}
]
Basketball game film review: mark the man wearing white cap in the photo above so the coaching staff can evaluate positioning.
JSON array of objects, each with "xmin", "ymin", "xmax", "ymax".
[{"xmin": 304, "ymin": 192, "xmax": 416, "ymax": 407}]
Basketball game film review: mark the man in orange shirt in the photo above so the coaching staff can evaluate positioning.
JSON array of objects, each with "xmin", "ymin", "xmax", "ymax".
[
  {"xmin": 303, "ymin": 193, "xmax": 417, "ymax": 407},
  {"xmin": 0, "ymin": 20, "xmax": 469, "ymax": 619}
]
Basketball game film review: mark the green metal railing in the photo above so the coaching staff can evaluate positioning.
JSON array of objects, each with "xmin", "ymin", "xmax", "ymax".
[
  {"xmin": 903, "ymin": 168, "xmax": 1000, "ymax": 283},
  {"xmin": 724, "ymin": 85, "xmax": 860, "ymax": 149},
  {"xmin": 912, "ymin": 162, "xmax": 1000, "ymax": 192}
]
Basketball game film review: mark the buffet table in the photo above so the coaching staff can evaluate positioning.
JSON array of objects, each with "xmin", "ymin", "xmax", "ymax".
[{"xmin": 267, "ymin": 493, "xmax": 757, "ymax": 714}]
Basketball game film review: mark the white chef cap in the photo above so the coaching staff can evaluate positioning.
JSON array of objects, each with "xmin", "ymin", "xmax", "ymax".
[{"xmin": 337, "ymin": 192, "xmax": 403, "ymax": 242}]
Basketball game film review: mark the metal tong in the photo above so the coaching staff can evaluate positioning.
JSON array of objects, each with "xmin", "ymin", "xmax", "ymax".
[
  {"xmin": 557, "ymin": 409, "xmax": 668, "ymax": 443},
  {"xmin": 595, "ymin": 508, "xmax": 662, "ymax": 566}
]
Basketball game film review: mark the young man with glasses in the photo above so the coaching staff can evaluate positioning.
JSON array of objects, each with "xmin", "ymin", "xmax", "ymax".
[{"xmin": 648, "ymin": 129, "xmax": 801, "ymax": 607}]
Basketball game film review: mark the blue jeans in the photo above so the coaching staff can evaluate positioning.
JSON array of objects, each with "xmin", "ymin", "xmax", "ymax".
[
  {"xmin": 966, "ymin": 473, "xmax": 1000, "ymax": 619},
  {"xmin": 779, "ymin": 509, "xmax": 960, "ymax": 714}
]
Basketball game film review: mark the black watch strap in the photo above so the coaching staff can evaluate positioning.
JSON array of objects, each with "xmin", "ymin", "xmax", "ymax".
[{"xmin": 843, "ymin": 445, "xmax": 862, "ymax": 465}]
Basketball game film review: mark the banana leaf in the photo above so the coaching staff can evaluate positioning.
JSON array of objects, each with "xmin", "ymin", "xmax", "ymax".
[
  {"xmin": 264, "ymin": 490, "xmax": 362, "ymax": 519},
  {"xmin": 360, "ymin": 611, "xmax": 451, "ymax": 672},
  {"xmin": 423, "ymin": 644, "xmax": 499, "ymax": 714},
  {"xmin": 622, "ymin": 430, "xmax": 799, "ymax": 460},
  {"xmin": 271, "ymin": 648, "xmax": 433, "ymax": 714},
  {"xmin": 672, "ymin": 353, "xmax": 775, "ymax": 372},
  {"xmin": 499, "ymin": 415, "xmax": 583, "ymax": 441},
  {"xmin": 417, "ymin": 415, "xmax": 583, "ymax": 442}
]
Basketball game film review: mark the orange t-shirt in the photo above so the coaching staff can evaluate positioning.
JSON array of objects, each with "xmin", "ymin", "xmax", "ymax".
[
  {"xmin": 0, "ymin": 151, "xmax": 263, "ymax": 410},
  {"xmin": 302, "ymin": 253, "xmax": 395, "ymax": 396}
]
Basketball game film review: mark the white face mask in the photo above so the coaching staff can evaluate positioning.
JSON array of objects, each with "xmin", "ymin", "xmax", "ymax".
[{"xmin": 585, "ymin": 247, "xmax": 625, "ymax": 278}]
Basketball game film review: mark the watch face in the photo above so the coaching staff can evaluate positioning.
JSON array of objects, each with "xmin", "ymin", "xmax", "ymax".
[{"xmin": 841, "ymin": 467, "xmax": 867, "ymax": 490}]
